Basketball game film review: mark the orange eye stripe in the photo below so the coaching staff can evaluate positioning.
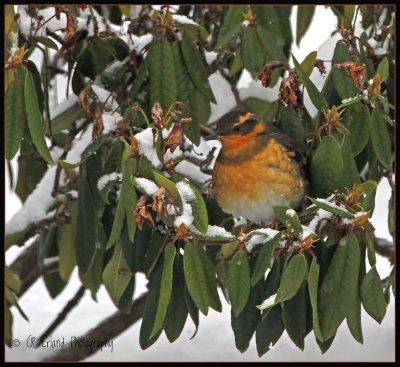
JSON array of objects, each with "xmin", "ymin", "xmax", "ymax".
[{"xmin": 233, "ymin": 113, "xmax": 254, "ymax": 127}]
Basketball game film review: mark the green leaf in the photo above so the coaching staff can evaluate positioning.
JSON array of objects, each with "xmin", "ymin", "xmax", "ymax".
[
  {"xmin": 75, "ymin": 158, "xmax": 101, "ymax": 274},
  {"xmin": 88, "ymin": 37, "xmax": 115, "ymax": 75},
  {"xmin": 231, "ymin": 280, "xmax": 263, "ymax": 353},
  {"xmin": 187, "ymin": 182, "xmax": 208, "ymax": 234},
  {"xmin": 139, "ymin": 258, "xmax": 164, "ymax": 349},
  {"xmin": 332, "ymin": 42, "xmax": 358, "ymax": 100},
  {"xmin": 149, "ymin": 39, "xmax": 177, "ymax": 111},
  {"xmin": 142, "ymin": 232, "xmax": 168, "ymax": 276},
  {"xmin": 292, "ymin": 54, "xmax": 328, "ymax": 111},
  {"xmin": 357, "ymin": 180, "xmax": 377, "ymax": 195},
  {"xmin": 128, "ymin": 47, "xmax": 151, "ymax": 100},
  {"xmin": 346, "ymin": 292, "xmax": 363, "ymax": 344},
  {"xmin": 61, "ymin": 134, "xmax": 108, "ymax": 169},
  {"xmin": 106, "ymin": 36, "xmax": 130, "ymax": 61},
  {"xmin": 251, "ymin": 232, "xmax": 281, "ymax": 286},
  {"xmin": 164, "ymin": 253, "xmax": 189, "ymax": 343},
  {"xmin": 227, "ymin": 251, "xmax": 251, "ymax": 316},
  {"xmin": 264, "ymin": 258, "xmax": 281, "ymax": 300},
  {"xmin": 360, "ymin": 266, "xmax": 387, "ymax": 324},
  {"xmin": 106, "ymin": 149, "xmax": 138, "ymax": 248},
  {"xmin": 296, "ymin": 6, "xmax": 315, "ymax": 45},
  {"xmin": 229, "ymin": 48, "xmax": 243, "ymax": 77},
  {"xmin": 185, "ymin": 286, "xmax": 199, "ymax": 339},
  {"xmin": 44, "ymin": 269, "xmax": 67, "ymax": 299},
  {"xmin": 317, "ymin": 333, "xmax": 336, "ymax": 354},
  {"xmin": 308, "ymin": 258, "xmax": 323, "ymax": 341},
  {"xmin": 371, "ymin": 106, "xmax": 392, "ymax": 169},
  {"xmin": 256, "ymin": 305, "xmax": 285, "ymax": 357},
  {"xmin": 278, "ymin": 107, "xmax": 306, "ymax": 154},
  {"xmin": 215, "ymin": 6, "xmax": 245, "ymax": 50},
  {"xmin": 102, "ymin": 243, "xmax": 133, "ymax": 306},
  {"xmin": 150, "ymin": 243, "xmax": 176, "ymax": 338},
  {"xmin": 171, "ymin": 41, "xmax": 201, "ymax": 146},
  {"xmin": 307, "ymin": 197, "xmax": 353, "ymax": 218},
  {"xmin": 177, "ymin": 21, "xmax": 208, "ymax": 41},
  {"xmin": 377, "ymin": 57, "xmax": 389, "ymax": 81},
  {"xmin": 5, "ymin": 305, "xmax": 13, "ymax": 347},
  {"xmin": 27, "ymin": 60, "xmax": 44, "ymax": 115},
  {"xmin": 153, "ymin": 171, "xmax": 182, "ymax": 208},
  {"xmin": 37, "ymin": 36, "xmax": 59, "ymax": 50},
  {"xmin": 283, "ymin": 282, "xmax": 307, "ymax": 350},
  {"xmin": 344, "ymin": 5, "xmax": 355, "ymax": 26},
  {"xmin": 183, "ymin": 242, "xmax": 222, "ymax": 315},
  {"xmin": 79, "ymin": 223, "xmax": 106, "ymax": 300},
  {"xmin": 275, "ymin": 254, "xmax": 308, "ymax": 304},
  {"xmin": 58, "ymin": 203, "xmax": 77, "ymax": 281},
  {"xmin": 240, "ymin": 26, "xmax": 265, "ymax": 78},
  {"xmin": 5, "ymin": 71, "xmax": 26, "ymax": 161},
  {"xmin": 5, "ymin": 267, "xmax": 22, "ymax": 295},
  {"xmin": 346, "ymin": 103, "xmax": 371, "ymax": 156},
  {"xmin": 118, "ymin": 276, "xmax": 136, "ymax": 313},
  {"xmin": 341, "ymin": 136, "xmax": 361, "ymax": 189},
  {"xmin": 257, "ymin": 25, "xmax": 287, "ymax": 63},
  {"xmin": 181, "ymin": 31, "xmax": 216, "ymax": 103},
  {"xmin": 243, "ymin": 98, "xmax": 277, "ymax": 122},
  {"xmin": 300, "ymin": 51, "xmax": 317, "ymax": 78},
  {"xmin": 319, "ymin": 233, "xmax": 361, "ymax": 341},
  {"xmin": 366, "ymin": 238, "xmax": 376, "ymax": 267},
  {"xmin": 24, "ymin": 72, "xmax": 53, "ymax": 164},
  {"xmin": 310, "ymin": 135, "xmax": 344, "ymax": 197},
  {"xmin": 273, "ymin": 205, "xmax": 302, "ymax": 238}
]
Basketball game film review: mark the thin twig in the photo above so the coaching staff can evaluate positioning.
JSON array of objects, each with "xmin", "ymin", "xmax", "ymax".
[
  {"xmin": 218, "ymin": 67, "xmax": 244, "ymax": 109},
  {"xmin": 36, "ymin": 286, "xmax": 86, "ymax": 347}
]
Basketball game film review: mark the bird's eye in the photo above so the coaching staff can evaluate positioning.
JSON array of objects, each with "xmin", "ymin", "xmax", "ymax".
[{"xmin": 233, "ymin": 125, "xmax": 240, "ymax": 132}]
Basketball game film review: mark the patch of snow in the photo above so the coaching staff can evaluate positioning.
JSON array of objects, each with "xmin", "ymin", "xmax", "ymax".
[
  {"xmin": 64, "ymin": 127, "xmax": 93, "ymax": 165},
  {"xmin": 174, "ymin": 202, "xmax": 194, "ymax": 228},
  {"xmin": 286, "ymin": 209, "xmax": 296, "ymax": 217},
  {"xmin": 43, "ymin": 256, "xmax": 59, "ymax": 267},
  {"xmin": 176, "ymin": 181, "xmax": 195, "ymax": 202},
  {"xmin": 121, "ymin": 33, "xmax": 153, "ymax": 54},
  {"xmin": 246, "ymin": 228, "xmax": 280, "ymax": 252},
  {"xmin": 103, "ymin": 112, "xmax": 122, "ymax": 134},
  {"xmin": 6, "ymin": 165, "xmax": 61, "ymax": 235},
  {"xmin": 97, "ymin": 173, "xmax": 122, "ymax": 191},
  {"xmin": 205, "ymin": 51, "xmax": 218, "ymax": 65},
  {"xmin": 233, "ymin": 217, "xmax": 247, "ymax": 228},
  {"xmin": 50, "ymin": 95, "xmax": 79, "ymax": 120},
  {"xmin": 189, "ymin": 225, "xmax": 234, "ymax": 239},
  {"xmin": 341, "ymin": 96, "xmax": 360, "ymax": 104},
  {"xmin": 135, "ymin": 128, "xmax": 163, "ymax": 168},
  {"xmin": 257, "ymin": 294, "xmax": 276, "ymax": 310},
  {"xmin": 91, "ymin": 85, "xmax": 119, "ymax": 110},
  {"xmin": 134, "ymin": 127, "xmax": 183, "ymax": 169},
  {"xmin": 307, "ymin": 208, "xmax": 334, "ymax": 233},
  {"xmin": 135, "ymin": 177, "xmax": 159, "ymax": 196},
  {"xmin": 172, "ymin": 14, "xmax": 198, "ymax": 26}
]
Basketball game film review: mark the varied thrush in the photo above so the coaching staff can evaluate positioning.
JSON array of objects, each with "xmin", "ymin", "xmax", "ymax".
[{"xmin": 207, "ymin": 110, "xmax": 306, "ymax": 224}]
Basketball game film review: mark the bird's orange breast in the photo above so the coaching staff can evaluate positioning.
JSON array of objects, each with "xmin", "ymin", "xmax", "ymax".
[{"xmin": 213, "ymin": 138, "xmax": 305, "ymax": 222}]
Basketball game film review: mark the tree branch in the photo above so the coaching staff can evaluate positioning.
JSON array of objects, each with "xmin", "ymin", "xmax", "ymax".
[
  {"xmin": 36, "ymin": 286, "xmax": 86, "ymax": 347},
  {"xmin": 42, "ymin": 293, "xmax": 147, "ymax": 362}
]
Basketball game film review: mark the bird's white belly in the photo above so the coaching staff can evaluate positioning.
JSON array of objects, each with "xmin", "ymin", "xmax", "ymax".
[{"xmin": 225, "ymin": 190, "xmax": 289, "ymax": 224}]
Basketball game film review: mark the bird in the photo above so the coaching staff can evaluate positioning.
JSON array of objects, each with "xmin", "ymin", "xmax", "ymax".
[{"xmin": 207, "ymin": 110, "xmax": 306, "ymax": 224}]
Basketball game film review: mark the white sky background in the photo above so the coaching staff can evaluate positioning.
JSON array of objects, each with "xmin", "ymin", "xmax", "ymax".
[{"xmin": 5, "ymin": 5, "xmax": 395, "ymax": 362}]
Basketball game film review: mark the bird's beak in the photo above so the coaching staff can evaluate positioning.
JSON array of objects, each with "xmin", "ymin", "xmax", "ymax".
[{"xmin": 204, "ymin": 133, "xmax": 219, "ymax": 141}]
